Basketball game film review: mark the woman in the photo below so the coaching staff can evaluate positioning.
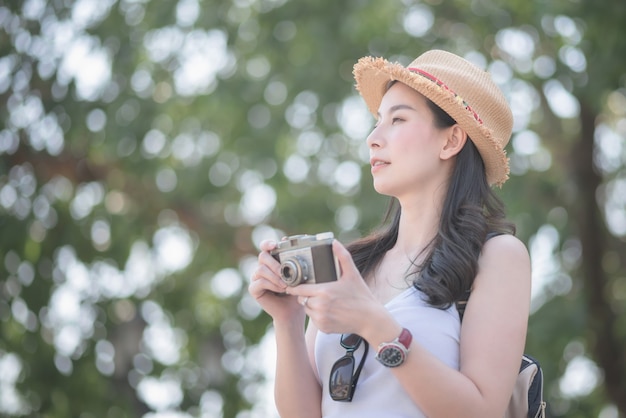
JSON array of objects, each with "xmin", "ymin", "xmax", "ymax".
[{"xmin": 249, "ymin": 50, "xmax": 531, "ymax": 417}]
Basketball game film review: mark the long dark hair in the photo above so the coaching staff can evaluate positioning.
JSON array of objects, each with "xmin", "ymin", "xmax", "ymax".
[{"xmin": 347, "ymin": 90, "xmax": 515, "ymax": 308}]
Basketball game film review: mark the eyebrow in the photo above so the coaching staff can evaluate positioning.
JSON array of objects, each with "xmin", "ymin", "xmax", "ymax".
[{"xmin": 376, "ymin": 104, "xmax": 417, "ymax": 118}]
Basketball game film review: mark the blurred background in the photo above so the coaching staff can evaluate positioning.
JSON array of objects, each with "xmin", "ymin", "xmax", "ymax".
[{"xmin": 1, "ymin": 0, "xmax": 625, "ymax": 417}]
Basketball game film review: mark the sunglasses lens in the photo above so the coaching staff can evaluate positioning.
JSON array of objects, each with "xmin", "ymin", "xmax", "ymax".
[
  {"xmin": 340, "ymin": 333, "xmax": 361, "ymax": 349},
  {"xmin": 329, "ymin": 356, "xmax": 355, "ymax": 401}
]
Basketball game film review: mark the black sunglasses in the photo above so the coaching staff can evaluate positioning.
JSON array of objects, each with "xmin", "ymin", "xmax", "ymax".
[{"xmin": 329, "ymin": 333, "xmax": 369, "ymax": 402}]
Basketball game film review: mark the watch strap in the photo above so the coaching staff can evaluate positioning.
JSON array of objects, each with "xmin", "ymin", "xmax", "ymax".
[{"xmin": 396, "ymin": 327, "xmax": 412, "ymax": 349}]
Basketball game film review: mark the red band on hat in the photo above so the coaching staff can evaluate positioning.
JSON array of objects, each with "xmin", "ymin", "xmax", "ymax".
[{"xmin": 408, "ymin": 67, "xmax": 483, "ymax": 125}]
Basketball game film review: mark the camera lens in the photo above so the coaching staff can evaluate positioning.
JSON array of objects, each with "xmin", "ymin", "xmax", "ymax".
[
  {"xmin": 282, "ymin": 263, "xmax": 295, "ymax": 279},
  {"xmin": 280, "ymin": 257, "xmax": 308, "ymax": 286}
]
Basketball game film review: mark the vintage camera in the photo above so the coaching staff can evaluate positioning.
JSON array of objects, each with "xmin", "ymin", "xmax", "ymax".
[{"xmin": 270, "ymin": 232, "xmax": 339, "ymax": 286}]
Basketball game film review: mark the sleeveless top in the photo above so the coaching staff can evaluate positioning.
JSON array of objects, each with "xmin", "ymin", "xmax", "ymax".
[{"xmin": 314, "ymin": 286, "xmax": 461, "ymax": 417}]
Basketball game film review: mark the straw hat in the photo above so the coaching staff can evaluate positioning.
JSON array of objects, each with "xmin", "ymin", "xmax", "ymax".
[{"xmin": 353, "ymin": 50, "xmax": 513, "ymax": 186}]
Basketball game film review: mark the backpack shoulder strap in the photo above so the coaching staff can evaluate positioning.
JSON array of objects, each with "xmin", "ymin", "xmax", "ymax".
[{"xmin": 455, "ymin": 289, "xmax": 471, "ymax": 322}]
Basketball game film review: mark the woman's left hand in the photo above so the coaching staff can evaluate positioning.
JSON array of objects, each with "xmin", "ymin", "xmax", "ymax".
[{"xmin": 285, "ymin": 240, "xmax": 382, "ymax": 336}]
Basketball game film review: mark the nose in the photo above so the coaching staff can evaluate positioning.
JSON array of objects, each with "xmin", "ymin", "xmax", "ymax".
[{"xmin": 366, "ymin": 123, "xmax": 382, "ymax": 148}]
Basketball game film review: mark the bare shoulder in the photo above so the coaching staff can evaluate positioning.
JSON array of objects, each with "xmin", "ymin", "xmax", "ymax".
[
  {"xmin": 475, "ymin": 234, "xmax": 531, "ymax": 292},
  {"xmin": 483, "ymin": 233, "xmax": 528, "ymax": 256},
  {"xmin": 480, "ymin": 234, "xmax": 529, "ymax": 269}
]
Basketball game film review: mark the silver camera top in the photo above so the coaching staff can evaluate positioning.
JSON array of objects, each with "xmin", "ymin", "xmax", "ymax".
[{"xmin": 275, "ymin": 232, "xmax": 334, "ymax": 250}]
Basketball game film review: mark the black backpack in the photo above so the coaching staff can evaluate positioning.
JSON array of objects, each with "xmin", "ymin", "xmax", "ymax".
[{"xmin": 456, "ymin": 296, "xmax": 546, "ymax": 418}]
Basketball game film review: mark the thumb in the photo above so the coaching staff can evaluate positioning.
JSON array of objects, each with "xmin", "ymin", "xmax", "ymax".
[{"xmin": 332, "ymin": 240, "xmax": 358, "ymax": 280}]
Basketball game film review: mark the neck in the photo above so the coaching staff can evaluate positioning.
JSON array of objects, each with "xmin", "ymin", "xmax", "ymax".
[{"xmin": 393, "ymin": 184, "xmax": 447, "ymax": 257}]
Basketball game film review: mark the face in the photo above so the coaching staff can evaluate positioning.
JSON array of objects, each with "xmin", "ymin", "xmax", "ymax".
[{"xmin": 367, "ymin": 82, "xmax": 452, "ymax": 199}]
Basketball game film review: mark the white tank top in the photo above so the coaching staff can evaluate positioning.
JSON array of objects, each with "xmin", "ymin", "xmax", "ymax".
[{"xmin": 315, "ymin": 286, "xmax": 461, "ymax": 417}]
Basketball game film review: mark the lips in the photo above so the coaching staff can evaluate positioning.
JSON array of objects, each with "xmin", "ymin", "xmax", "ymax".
[
  {"xmin": 370, "ymin": 158, "xmax": 389, "ymax": 167},
  {"xmin": 370, "ymin": 158, "xmax": 389, "ymax": 175}
]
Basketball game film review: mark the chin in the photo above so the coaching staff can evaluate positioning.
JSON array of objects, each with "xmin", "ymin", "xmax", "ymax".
[{"xmin": 372, "ymin": 182, "xmax": 396, "ymax": 197}]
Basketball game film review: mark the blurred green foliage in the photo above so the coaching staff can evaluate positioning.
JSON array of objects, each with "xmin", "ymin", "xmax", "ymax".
[{"xmin": 1, "ymin": 0, "xmax": 625, "ymax": 417}]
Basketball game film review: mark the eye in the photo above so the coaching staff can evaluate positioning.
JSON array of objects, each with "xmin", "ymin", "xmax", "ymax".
[{"xmin": 392, "ymin": 117, "xmax": 404, "ymax": 124}]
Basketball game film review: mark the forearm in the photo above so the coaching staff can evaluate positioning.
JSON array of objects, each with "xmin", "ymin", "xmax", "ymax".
[
  {"xmin": 360, "ymin": 307, "xmax": 517, "ymax": 418},
  {"xmin": 273, "ymin": 317, "xmax": 322, "ymax": 418},
  {"xmin": 391, "ymin": 343, "xmax": 510, "ymax": 417}
]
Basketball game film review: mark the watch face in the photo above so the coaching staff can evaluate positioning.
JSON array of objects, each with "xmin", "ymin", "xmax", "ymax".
[{"xmin": 378, "ymin": 345, "xmax": 405, "ymax": 367}]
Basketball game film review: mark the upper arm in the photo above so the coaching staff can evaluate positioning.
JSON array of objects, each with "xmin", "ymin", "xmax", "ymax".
[
  {"xmin": 305, "ymin": 318, "xmax": 321, "ymax": 384},
  {"xmin": 459, "ymin": 234, "xmax": 531, "ymax": 408}
]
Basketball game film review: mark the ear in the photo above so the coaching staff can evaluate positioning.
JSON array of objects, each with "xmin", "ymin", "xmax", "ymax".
[{"xmin": 440, "ymin": 125, "xmax": 467, "ymax": 161}]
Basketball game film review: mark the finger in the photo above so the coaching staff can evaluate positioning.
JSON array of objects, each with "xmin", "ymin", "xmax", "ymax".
[
  {"xmin": 253, "ymin": 264, "xmax": 287, "ymax": 290},
  {"xmin": 285, "ymin": 285, "xmax": 304, "ymax": 296},
  {"xmin": 259, "ymin": 239, "xmax": 277, "ymax": 252},
  {"xmin": 251, "ymin": 263, "xmax": 276, "ymax": 282},
  {"xmin": 259, "ymin": 251, "xmax": 281, "ymax": 277},
  {"xmin": 249, "ymin": 275, "xmax": 287, "ymax": 297},
  {"xmin": 332, "ymin": 240, "xmax": 358, "ymax": 279},
  {"xmin": 298, "ymin": 296, "xmax": 309, "ymax": 308},
  {"xmin": 284, "ymin": 284, "xmax": 317, "ymax": 297}
]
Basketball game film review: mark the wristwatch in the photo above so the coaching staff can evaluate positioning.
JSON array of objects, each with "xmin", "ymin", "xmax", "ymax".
[{"xmin": 375, "ymin": 328, "xmax": 412, "ymax": 368}]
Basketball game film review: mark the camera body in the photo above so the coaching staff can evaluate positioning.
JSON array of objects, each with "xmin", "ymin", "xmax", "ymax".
[{"xmin": 270, "ymin": 232, "xmax": 339, "ymax": 286}]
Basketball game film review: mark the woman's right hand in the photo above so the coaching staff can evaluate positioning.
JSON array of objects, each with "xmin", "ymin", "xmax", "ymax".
[{"xmin": 248, "ymin": 239, "xmax": 303, "ymax": 322}]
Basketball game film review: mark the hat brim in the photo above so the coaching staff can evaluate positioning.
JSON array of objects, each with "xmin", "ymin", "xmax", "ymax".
[{"xmin": 353, "ymin": 56, "xmax": 510, "ymax": 186}]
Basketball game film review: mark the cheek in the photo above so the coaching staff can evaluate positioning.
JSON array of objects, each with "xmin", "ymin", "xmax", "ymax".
[
  {"xmin": 395, "ymin": 136, "xmax": 433, "ymax": 160},
  {"xmin": 400, "ymin": 142, "xmax": 443, "ymax": 178}
]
